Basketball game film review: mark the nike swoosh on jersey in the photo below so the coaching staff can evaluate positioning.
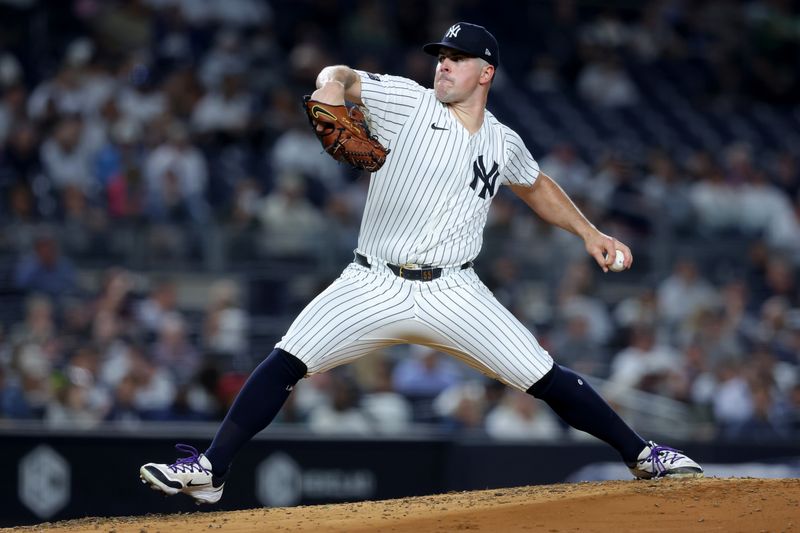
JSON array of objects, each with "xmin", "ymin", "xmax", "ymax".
[{"xmin": 430, "ymin": 123, "xmax": 448, "ymax": 131}]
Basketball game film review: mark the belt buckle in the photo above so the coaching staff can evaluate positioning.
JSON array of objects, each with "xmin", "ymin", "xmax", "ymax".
[{"xmin": 398, "ymin": 263, "xmax": 417, "ymax": 278}]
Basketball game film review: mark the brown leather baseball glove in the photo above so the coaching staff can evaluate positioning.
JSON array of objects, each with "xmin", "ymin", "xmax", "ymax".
[{"xmin": 303, "ymin": 96, "xmax": 390, "ymax": 172}]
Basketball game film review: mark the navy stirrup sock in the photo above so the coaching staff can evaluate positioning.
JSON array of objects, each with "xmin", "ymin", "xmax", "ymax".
[
  {"xmin": 205, "ymin": 348, "xmax": 307, "ymax": 476},
  {"xmin": 527, "ymin": 364, "xmax": 646, "ymax": 464}
]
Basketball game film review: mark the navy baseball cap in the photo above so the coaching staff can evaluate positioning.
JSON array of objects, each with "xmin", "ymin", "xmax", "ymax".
[{"xmin": 423, "ymin": 22, "xmax": 500, "ymax": 68}]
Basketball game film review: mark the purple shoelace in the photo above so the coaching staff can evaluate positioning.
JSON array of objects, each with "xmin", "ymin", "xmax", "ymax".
[
  {"xmin": 643, "ymin": 443, "xmax": 684, "ymax": 476},
  {"xmin": 168, "ymin": 444, "xmax": 210, "ymax": 474}
]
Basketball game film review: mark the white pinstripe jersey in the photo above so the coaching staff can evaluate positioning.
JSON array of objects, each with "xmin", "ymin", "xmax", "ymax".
[{"xmin": 356, "ymin": 70, "xmax": 541, "ymax": 267}]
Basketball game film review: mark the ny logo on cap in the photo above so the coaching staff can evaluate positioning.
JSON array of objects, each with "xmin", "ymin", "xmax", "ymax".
[{"xmin": 446, "ymin": 24, "xmax": 461, "ymax": 38}]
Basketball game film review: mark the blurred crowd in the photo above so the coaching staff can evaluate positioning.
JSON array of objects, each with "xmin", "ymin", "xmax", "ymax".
[{"xmin": 0, "ymin": 0, "xmax": 799, "ymax": 441}]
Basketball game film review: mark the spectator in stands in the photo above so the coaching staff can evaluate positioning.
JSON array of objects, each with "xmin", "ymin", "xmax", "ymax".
[
  {"xmin": 539, "ymin": 142, "xmax": 591, "ymax": 199},
  {"xmin": 771, "ymin": 150, "xmax": 799, "ymax": 199},
  {"xmin": 152, "ymin": 312, "xmax": 200, "ymax": 386},
  {"xmin": 40, "ymin": 114, "xmax": 103, "ymax": 196},
  {"xmin": 613, "ymin": 287, "xmax": 659, "ymax": 331},
  {"xmin": 675, "ymin": 342, "xmax": 713, "ymax": 406},
  {"xmin": 485, "ymin": 390, "xmax": 561, "ymax": 441},
  {"xmin": 135, "ymin": 278, "xmax": 179, "ymax": 338},
  {"xmin": 27, "ymin": 62, "xmax": 86, "ymax": 123},
  {"xmin": 606, "ymin": 157, "xmax": 651, "ymax": 235},
  {"xmin": 143, "ymin": 121, "xmax": 209, "ymax": 224},
  {"xmin": 642, "ymin": 152, "xmax": 693, "ymax": 233},
  {"xmin": 432, "ymin": 380, "xmax": 489, "ymax": 433},
  {"xmin": 95, "ymin": 117, "xmax": 144, "ymax": 193},
  {"xmin": 59, "ymin": 184, "xmax": 110, "ymax": 259},
  {"xmin": 480, "ymin": 192, "xmax": 529, "ymax": 265},
  {"xmin": 0, "ymin": 65, "xmax": 26, "ymax": 144},
  {"xmin": 203, "ymin": 279, "xmax": 249, "ymax": 370},
  {"xmin": 322, "ymin": 188, "xmax": 365, "ymax": 259},
  {"xmin": 45, "ymin": 365, "xmax": 104, "ymax": 429},
  {"xmin": 482, "ymin": 256, "xmax": 525, "ymax": 313},
  {"xmin": 0, "ymin": 120, "xmax": 41, "ymax": 208},
  {"xmin": 13, "ymin": 228, "xmax": 78, "ymax": 302},
  {"xmin": 760, "ymin": 257, "xmax": 798, "ymax": 307},
  {"xmin": 1, "ymin": 343, "xmax": 52, "ymax": 419},
  {"xmin": 710, "ymin": 359, "xmax": 754, "ymax": 435},
  {"xmin": 0, "ymin": 184, "xmax": 40, "ymax": 252},
  {"xmin": 556, "ymin": 260, "xmax": 613, "ymax": 346},
  {"xmin": 587, "ymin": 152, "xmax": 626, "ymax": 215},
  {"xmin": 627, "ymin": 2, "xmax": 677, "ymax": 62},
  {"xmin": 781, "ymin": 310, "xmax": 800, "ymax": 365},
  {"xmin": 360, "ymin": 357, "xmax": 412, "ymax": 434},
  {"xmin": 149, "ymin": 384, "xmax": 214, "ymax": 423},
  {"xmin": 392, "ymin": 346, "xmax": 462, "ymax": 421},
  {"xmin": 549, "ymin": 311, "xmax": 608, "ymax": 377},
  {"xmin": 608, "ymin": 324, "xmax": 682, "ymax": 395},
  {"xmin": 687, "ymin": 154, "xmax": 741, "ymax": 235},
  {"xmin": 86, "ymin": 268, "xmax": 136, "ymax": 352},
  {"xmin": 8, "ymin": 294, "xmax": 56, "ymax": 351},
  {"xmin": 576, "ymin": 54, "xmax": 639, "ymax": 108},
  {"xmin": 678, "ymin": 305, "xmax": 746, "ymax": 367},
  {"xmin": 525, "ymin": 54, "xmax": 564, "ymax": 94},
  {"xmin": 223, "ymin": 178, "xmax": 262, "ymax": 260},
  {"xmin": 307, "ymin": 373, "xmax": 373, "ymax": 435},
  {"xmin": 740, "ymin": 169, "xmax": 800, "ymax": 253},
  {"xmin": 191, "ymin": 71, "xmax": 253, "ymax": 136},
  {"xmin": 126, "ymin": 343, "xmax": 176, "ymax": 416},
  {"xmin": 657, "ymin": 258, "xmax": 717, "ymax": 329},
  {"xmin": 116, "ymin": 57, "xmax": 167, "ymax": 127},
  {"xmin": 750, "ymin": 345, "xmax": 796, "ymax": 399},
  {"xmin": 199, "ymin": 29, "xmax": 249, "ymax": 91},
  {"xmin": 721, "ymin": 376, "xmax": 791, "ymax": 442},
  {"xmin": 105, "ymin": 373, "xmax": 145, "ymax": 425},
  {"xmin": 579, "ymin": 9, "xmax": 628, "ymax": 50},
  {"xmin": 256, "ymin": 171, "xmax": 326, "ymax": 259},
  {"xmin": 287, "ymin": 372, "xmax": 331, "ymax": 422},
  {"xmin": 269, "ymin": 109, "xmax": 345, "ymax": 196}
]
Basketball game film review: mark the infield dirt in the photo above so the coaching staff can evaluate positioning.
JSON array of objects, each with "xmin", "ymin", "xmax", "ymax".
[{"xmin": 5, "ymin": 477, "xmax": 798, "ymax": 532}]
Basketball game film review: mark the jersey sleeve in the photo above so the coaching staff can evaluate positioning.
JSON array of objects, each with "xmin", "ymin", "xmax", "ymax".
[
  {"xmin": 503, "ymin": 128, "xmax": 540, "ymax": 187},
  {"xmin": 355, "ymin": 70, "xmax": 423, "ymax": 146}
]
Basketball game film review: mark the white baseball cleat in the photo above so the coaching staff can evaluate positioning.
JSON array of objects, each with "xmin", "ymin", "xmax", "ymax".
[
  {"xmin": 139, "ymin": 444, "xmax": 225, "ymax": 504},
  {"xmin": 628, "ymin": 441, "xmax": 704, "ymax": 479}
]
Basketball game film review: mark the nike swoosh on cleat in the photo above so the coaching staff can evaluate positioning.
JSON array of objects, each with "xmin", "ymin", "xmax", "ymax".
[
  {"xmin": 186, "ymin": 480, "xmax": 210, "ymax": 487},
  {"xmin": 430, "ymin": 123, "xmax": 448, "ymax": 131}
]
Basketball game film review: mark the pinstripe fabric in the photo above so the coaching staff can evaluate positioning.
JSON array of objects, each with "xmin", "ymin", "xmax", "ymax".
[
  {"xmin": 277, "ymin": 263, "xmax": 554, "ymax": 391},
  {"xmin": 356, "ymin": 71, "xmax": 540, "ymax": 267},
  {"xmin": 276, "ymin": 70, "xmax": 553, "ymax": 390}
]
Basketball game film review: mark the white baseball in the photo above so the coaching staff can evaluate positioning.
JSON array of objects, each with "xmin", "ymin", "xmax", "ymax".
[{"xmin": 609, "ymin": 249, "xmax": 625, "ymax": 272}]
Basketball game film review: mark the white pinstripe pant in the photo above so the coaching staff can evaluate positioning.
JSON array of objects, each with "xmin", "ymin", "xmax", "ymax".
[{"xmin": 276, "ymin": 257, "xmax": 554, "ymax": 391}]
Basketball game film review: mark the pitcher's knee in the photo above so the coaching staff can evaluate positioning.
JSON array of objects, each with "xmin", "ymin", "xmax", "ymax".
[
  {"xmin": 525, "ymin": 363, "xmax": 558, "ymax": 398},
  {"xmin": 267, "ymin": 348, "xmax": 308, "ymax": 382}
]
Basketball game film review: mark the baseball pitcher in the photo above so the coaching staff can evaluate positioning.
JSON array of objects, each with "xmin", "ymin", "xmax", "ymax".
[{"xmin": 140, "ymin": 22, "xmax": 702, "ymax": 504}]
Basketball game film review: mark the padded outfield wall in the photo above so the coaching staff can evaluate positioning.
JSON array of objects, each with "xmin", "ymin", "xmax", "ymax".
[{"xmin": 2, "ymin": 426, "xmax": 799, "ymax": 527}]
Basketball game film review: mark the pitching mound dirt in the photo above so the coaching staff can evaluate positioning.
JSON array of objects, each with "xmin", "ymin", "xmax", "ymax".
[{"xmin": 7, "ymin": 477, "xmax": 798, "ymax": 533}]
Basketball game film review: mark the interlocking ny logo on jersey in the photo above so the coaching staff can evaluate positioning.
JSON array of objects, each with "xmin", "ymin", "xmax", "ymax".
[
  {"xmin": 446, "ymin": 24, "xmax": 461, "ymax": 38},
  {"xmin": 470, "ymin": 155, "xmax": 499, "ymax": 199}
]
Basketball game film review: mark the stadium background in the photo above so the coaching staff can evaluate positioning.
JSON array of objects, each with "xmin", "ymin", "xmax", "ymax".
[{"xmin": 0, "ymin": 0, "xmax": 798, "ymax": 526}]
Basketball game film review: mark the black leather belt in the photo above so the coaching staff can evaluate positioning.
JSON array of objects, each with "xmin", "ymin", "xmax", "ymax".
[{"xmin": 354, "ymin": 252, "xmax": 472, "ymax": 281}]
